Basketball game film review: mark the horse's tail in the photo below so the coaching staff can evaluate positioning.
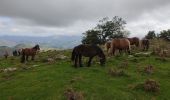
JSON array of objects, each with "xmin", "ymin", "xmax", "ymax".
[
  {"xmin": 21, "ymin": 49, "xmax": 25, "ymax": 63},
  {"xmin": 71, "ymin": 48, "xmax": 76, "ymax": 61},
  {"xmin": 110, "ymin": 40, "xmax": 114, "ymax": 55},
  {"xmin": 128, "ymin": 40, "xmax": 131, "ymax": 51},
  {"xmin": 127, "ymin": 39, "xmax": 131, "ymax": 54},
  {"xmin": 104, "ymin": 42, "xmax": 108, "ymax": 51}
]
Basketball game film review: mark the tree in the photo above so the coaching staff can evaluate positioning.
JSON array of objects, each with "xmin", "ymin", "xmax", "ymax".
[
  {"xmin": 145, "ymin": 31, "xmax": 156, "ymax": 39},
  {"xmin": 82, "ymin": 16, "xmax": 128, "ymax": 45},
  {"xmin": 159, "ymin": 29, "xmax": 170, "ymax": 41},
  {"xmin": 96, "ymin": 16, "xmax": 127, "ymax": 44},
  {"xmin": 82, "ymin": 29, "xmax": 101, "ymax": 45}
]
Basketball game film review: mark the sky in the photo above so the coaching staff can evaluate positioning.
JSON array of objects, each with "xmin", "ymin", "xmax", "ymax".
[{"xmin": 0, "ymin": 0, "xmax": 170, "ymax": 38}]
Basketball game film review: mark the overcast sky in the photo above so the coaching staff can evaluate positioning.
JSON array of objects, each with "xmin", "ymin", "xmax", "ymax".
[{"xmin": 0, "ymin": 0, "xmax": 170, "ymax": 37}]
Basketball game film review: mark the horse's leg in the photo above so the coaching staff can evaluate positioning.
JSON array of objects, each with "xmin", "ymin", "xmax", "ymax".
[
  {"xmin": 26, "ymin": 55, "xmax": 29, "ymax": 61},
  {"xmin": 87, "ymin": 57, "xmax": 93, "ymax": 67},
  {"xmin": 31, "ymin": 55, "xmax": 35, "ymax": 60},
  {"xmin": 78, "ymin": 54, "xmax": 83, "ymax": 67},
  {"xmin": 112, "ymin": 49, "xmax": 115, "ymax": 56},
  {"xmin": 119, "ymin": 49, "xmax": 122, "ymax": 55},
  {"xmin": 74, "ymin": 55, "xmax": 78, "ymax": 68},
  {"xmin": 128, "ymin": 48, "xmax": 131, "ymax": 54}
]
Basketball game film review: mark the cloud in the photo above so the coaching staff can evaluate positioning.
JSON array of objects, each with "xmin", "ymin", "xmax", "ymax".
[{"xmin": 0, "ymin": 0, "xmax": 170, "ymax": 37}]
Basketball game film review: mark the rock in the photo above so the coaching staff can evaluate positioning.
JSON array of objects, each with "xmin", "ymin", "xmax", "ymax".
[
  {"xmin": 134, "ymin": 52, "xmax": 151, "ymax": 57},
  {"xmin": 128, "ymin": 55, "xmax": 134, "ymax": 58},
  {"xmin": 33, "ymin": 65, "xmax": 39, "ymax": 67},
  {"xmin": 2, "ymin": 67, "xmax": 17, "ymax": 72},
  {"xmin": 55, "ymin": 55, "xmax": 68, "ymax": 60},
  {"xmin": 42, "ymin": 58, "xmax": 55, "ymax": 63}
]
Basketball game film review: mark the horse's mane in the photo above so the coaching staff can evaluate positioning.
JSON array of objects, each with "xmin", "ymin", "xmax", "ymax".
[
  {"xmin": 92, "ymin": 45, "xmax": 105, "ymax": 55},
  {"xmin": 32, "ymin": 45, "xmax": 39, "ymax": 49}
]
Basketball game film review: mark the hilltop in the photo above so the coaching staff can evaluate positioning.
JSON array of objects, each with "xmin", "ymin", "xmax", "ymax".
[{"xmin": 0, "ymin": 40, "xmax": 170, "ymax": 100}]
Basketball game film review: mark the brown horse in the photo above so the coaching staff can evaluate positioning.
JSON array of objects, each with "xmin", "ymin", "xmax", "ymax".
[
  {"xmin": 71, "ymin": 44, "xmax": 106, "ymax": 67},
  {"xmin": 21, "ymin": 44, "xmax": 40, "ymax": 63},
  {"xmin": 105, "ymin": 41, "xmax": 111, "ymax": 55},
  {"xmin": 127, "ymin": 37, "xmax": 140, "ymax": 47},
  {"xmin": 141, "ymin": 39, "xmax": 149, "ymax": 51},
  {"xmin": 110, "ymin": 38, "xmax": 131, "ymax": 55}
]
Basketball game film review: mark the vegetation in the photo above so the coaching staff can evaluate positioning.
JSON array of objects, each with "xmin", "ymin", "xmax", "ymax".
[
  {"xmin": 145, "ymin": 29, "xmax": 170, "ymax": 41},
  {"xmin": 145, "ymin": 31, "xmax": 156, "ymax": 39},
  {"xmin": 82, "ymin": 16, "xmax": 129, "ymax": 45},
  {"xmin": 0, "ymin": 40, "xmax": 170, "ymax": 100}
]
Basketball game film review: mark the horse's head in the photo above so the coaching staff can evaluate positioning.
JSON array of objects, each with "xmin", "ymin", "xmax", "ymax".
[
  {"xmin": 99, "ymin": 52, "xmax": 106, "ymax": 66},
  {"xmin": 33, "ymin": 44, "xmax": 40, "ymax": 51}
]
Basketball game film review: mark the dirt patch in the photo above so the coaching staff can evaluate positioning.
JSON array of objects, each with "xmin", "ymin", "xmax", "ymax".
[
  {"xmin": 144, "ymin": 79, "xmax": 160, "ymax": 92},
  {"xmin": 64, "ymin": 87, "xmax": 84, "ymax": 100},
  {"xmin": 108, "ymin": 68, "xmax": 128, "ymax": 77}
]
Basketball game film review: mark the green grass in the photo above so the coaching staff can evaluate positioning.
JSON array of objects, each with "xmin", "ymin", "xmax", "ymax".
[{"xmin": 0, "ymin": 50, "xmax": 170, "ymax": 100}]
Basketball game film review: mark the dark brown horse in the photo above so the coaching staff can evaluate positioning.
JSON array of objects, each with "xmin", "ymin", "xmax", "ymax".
[
  {"xmin": 71, "ymin": 44, "xmax": 106, "ymax": 67},
  {"xmin": 110, "ymin": 38, "xmax": 131, "ymax": 55},
  {"xmin": 141, "ymin": 39, "xmax": 149, "ymax": 51},
  {"xmin": 21, "ymin": 44, "xmax": 40, "ymax": 63},
  {"xmin": 127, "ymin": 37, "xmax": 140, "ymax": 47}
]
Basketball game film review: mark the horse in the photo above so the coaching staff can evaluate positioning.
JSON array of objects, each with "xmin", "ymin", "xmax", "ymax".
[
  {"xmin": 13, "ymin": 50, "xmax": 17, "ymax": 56},
  {"xmin": 13, "ymin": 49, "xmax": 21, "ymax": 56},
  {"xmin": 21, "ymin": 44, "xmax": 40, "ymax": 63},
  {"xmin": 127, "ymin": 37, "xmax": 140, "ymax": 47},
  {"xmin": 4, "ymin": 50, "xmax": 9, "ymax": 59},
  {"xmin": 110, "ymin": 38, "xmax": 131, "ymax": 55},
  {"xmin": 105, "ymin": 41, "xmax": 111, "ymax": 55},
  {"xmin": 71, "ymin": 44, "xmax": 106, "ymax": 68},
  {"xmin": 141, "ymin": 39, "xmax": 149, "ymax": 51}
]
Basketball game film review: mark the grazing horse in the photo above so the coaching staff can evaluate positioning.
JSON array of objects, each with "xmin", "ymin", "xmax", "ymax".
[
  {"xmin": 21, "ymin": 44, "xmax": 40, "ymax": 63},
  {"xmin": 141, "ymin": 39, "xmax": 149, "ymax": 51},
  {"xmin": 4, "ymin": 50, "xmax": 9, "ymax": 59},
  {"xmin": 127, "ymin": 37, "xmax": 140, "ymax": 47},
  {"xmin": 13, "ymin": 50, "xmax": 21, "ymax": 56},
  {"xmin": 105, "ymin": 41, "xmax": 111, "ymax": 55},
  {"xmin": 71, "ymin": 44, "xmax": 106, "ymax": 67},
  {"xmin": 110, "ymin": 38, "xmax": 131, "ymax": 55},
  {"xmin": 13, "ymin": 50, "xmax": 18, "ymax": 56}
]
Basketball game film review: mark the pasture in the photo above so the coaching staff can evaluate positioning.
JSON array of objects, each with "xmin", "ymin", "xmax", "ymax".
[{"xmin": 0, "ymin": 40, "xmax": 170, "ymax": 100}]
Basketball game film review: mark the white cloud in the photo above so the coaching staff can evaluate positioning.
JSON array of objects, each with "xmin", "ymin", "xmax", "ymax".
[{"xmin": 0, "ymin": 0, "xmax": 170, "ymax": 37}]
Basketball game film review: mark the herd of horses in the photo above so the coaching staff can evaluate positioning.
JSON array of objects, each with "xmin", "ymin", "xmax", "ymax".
[
  {"xmin": 9, "ymin": 37, "xmax": 149, "ymax": 68},
  {"xmin": 72, "ymin": 37, "xmax": 149, "ymax": 68},
  {"xmin": 105, "ymin": 37, "xmax": 149, "ymax": 55}
]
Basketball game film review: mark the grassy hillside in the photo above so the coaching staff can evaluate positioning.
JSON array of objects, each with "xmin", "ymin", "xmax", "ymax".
[{"xmin": 0, "ymin": 47, "xmax": 170, "ymax": 100}]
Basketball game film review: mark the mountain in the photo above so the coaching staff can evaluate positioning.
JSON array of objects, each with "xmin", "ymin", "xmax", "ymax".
[
  {"xmin": 0, "ymin": 46, "xmax": 13, "ymax": 57},
  {"xmin": 0, "ymin": 40, "xmax": 17, "ymax": 47},
  {"xmin": 0, "ymin": 35, "xmax": 82, "ymax": 49}
]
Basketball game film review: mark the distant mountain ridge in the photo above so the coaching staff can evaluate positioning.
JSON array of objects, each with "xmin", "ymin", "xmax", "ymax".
[
  {"xmin": 0, "ymin": 35, "xmax": 82, "ymax": 56},
  {"xmin": 0, "ymin": 35, "xmax": 82, "ymax": 49}
]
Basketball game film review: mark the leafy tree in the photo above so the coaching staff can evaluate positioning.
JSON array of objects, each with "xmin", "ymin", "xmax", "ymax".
[
  {"xmin": 82, "ymin": 29, "xmax": 101, "ymax": 45},
  {"xmin": 96, "ymin": 16, "xmax": 127, "ymax": 44},
  {"xmin": 145, "ymin": 31, "xmax": 156, "ymax": 39},
  {"xmin": 159, "ymin": 29, "xmax": 170, "ymax": 41}
]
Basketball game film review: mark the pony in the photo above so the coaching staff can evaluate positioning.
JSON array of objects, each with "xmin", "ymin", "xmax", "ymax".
[
  {"xmin": 110, "ymin": 38, "xmax": 131, "ymax": 55},
  {"xmin": 141, "ymin": 39, "xmax": 149, "ymax": 51},
  {"xmin": 105, "ymin": 41, "xmax": 111, "ymax": 55},
  {"xmin": 4, "ymin": 50, "xmax": 9, "ymax": 59},
  {"xmin": 127, "ymin": 37, "xmax": 140, "ymax": 47},
  {"xmin": 71, "ymin": 44, "xmax": 106, "ymax": 67},
  {"xmin": 21, "ymin": 44, "xmax": 40, "ymax": 63},
  {"xmin": 13, "ymin": 49, "xmax": 21, "ymax": 56},
  {"xmin": 13, "ymin": 50, "xmax": 17, "ymax": 56}
]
